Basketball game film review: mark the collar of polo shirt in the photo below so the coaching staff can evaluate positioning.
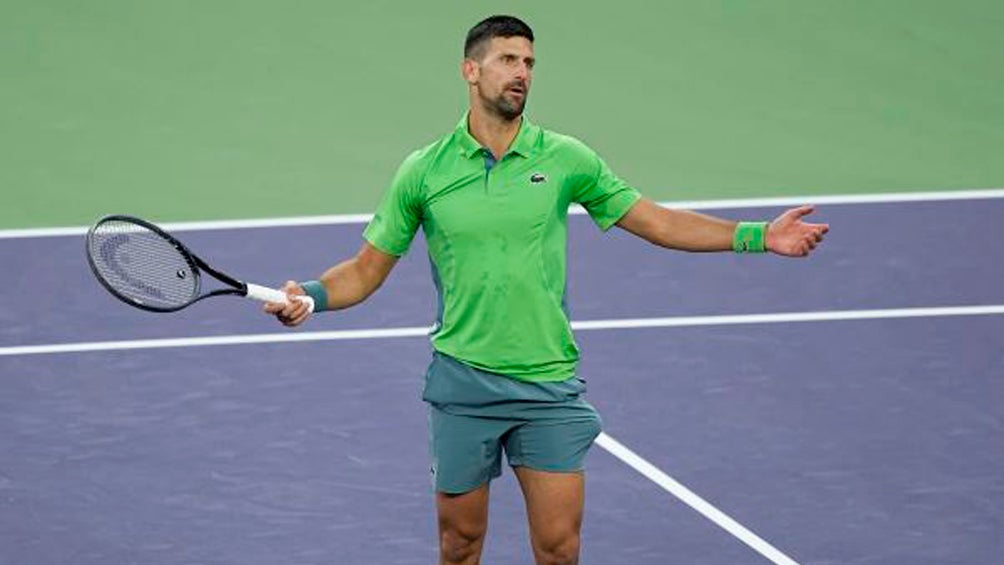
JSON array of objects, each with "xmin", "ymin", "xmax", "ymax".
[{"xmin": 455, "ymin": 112, "xmax": 538, "ymax": 160}]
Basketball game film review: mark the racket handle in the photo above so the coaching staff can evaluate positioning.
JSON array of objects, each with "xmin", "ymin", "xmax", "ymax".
[{"xmin": 245, "ymin": 283, "xmax": 316, "ymax": 313}]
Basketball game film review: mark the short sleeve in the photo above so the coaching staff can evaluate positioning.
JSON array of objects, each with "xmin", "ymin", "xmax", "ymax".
[
  {"xmin": 363, "ymin": 152, "xmax": 424, "ymax": 256},
  {"xmin": 572, "ymin": 148, "xmax": 642, "ymax": 231}
]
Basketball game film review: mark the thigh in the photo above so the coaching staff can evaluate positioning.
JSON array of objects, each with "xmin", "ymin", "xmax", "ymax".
[
  {"xmin": 436, "ymin": 484, "xmax": 490, "ymax": 532},
  {"xmin": 513, "ymin": 467, "xmax": 585, "ymax": 560},
  {"xmin": 436, "ymin": 484, "xmax": 491, "ymax": 565}
]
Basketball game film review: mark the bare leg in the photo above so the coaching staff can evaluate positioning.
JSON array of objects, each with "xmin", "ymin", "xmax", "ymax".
[
  {"xmin": 436, "ymin": 483, "xmax": 490, "ymax": 565},
  {"xmin": 514, "ymin": 467, "xmax": 584, "ymax": 565}
]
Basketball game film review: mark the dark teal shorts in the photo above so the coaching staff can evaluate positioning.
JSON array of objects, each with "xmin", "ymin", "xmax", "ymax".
[{"xmin": 422, "ymin": 352, "xmax": 603, "ymax": 494}]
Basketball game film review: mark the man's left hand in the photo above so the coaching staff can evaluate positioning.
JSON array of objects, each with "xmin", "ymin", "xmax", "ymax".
[{"xmin": 765, "ymin": 205, "xmax": 829, "ymax": 257}]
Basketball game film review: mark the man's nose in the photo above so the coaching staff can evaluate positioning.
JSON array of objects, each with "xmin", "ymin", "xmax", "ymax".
[{"xmin": 514, "ymin": 63, "xmax": 530, "ymax": 81}]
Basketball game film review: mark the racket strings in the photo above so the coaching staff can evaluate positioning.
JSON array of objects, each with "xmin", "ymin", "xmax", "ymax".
[{"xmin": 88, "ymin": 220, "xmax": 198, "ymax": 309}]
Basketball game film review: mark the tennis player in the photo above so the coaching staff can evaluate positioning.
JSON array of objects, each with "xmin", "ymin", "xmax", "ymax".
[{"xmin": 266, "ymin": 15, "xmax": 828, "ymax": 565}]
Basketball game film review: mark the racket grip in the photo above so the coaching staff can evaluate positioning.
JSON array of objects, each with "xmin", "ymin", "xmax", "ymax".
[{"xmin": 245, "ymin": 283, "xmax": 316, "ymax": 313}]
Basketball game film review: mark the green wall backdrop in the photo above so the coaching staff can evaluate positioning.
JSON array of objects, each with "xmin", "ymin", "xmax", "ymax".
[{"xmin": 3, "ymin": 0, "xmax": 1002, "ymax": 228}]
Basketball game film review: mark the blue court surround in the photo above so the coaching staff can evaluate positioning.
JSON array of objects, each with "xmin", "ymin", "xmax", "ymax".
[{"xmin": 1, "ymin": 198, "xmax": 1002, "ymax": 564}]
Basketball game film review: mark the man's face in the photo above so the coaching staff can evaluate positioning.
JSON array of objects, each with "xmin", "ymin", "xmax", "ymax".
[{"xmin": 465, "ymin": 36, "xmax": 535, "ymax": 120}]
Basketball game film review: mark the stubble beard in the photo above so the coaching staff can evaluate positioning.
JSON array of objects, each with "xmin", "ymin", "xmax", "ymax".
[{"xmin": 481, "ymin": 88, "xmax": 526, "ymax": 121}]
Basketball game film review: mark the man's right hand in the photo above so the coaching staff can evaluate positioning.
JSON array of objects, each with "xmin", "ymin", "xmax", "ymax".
[{"xmin": 264, "ymin": 280, "xmax": 313, "ymax": 327}]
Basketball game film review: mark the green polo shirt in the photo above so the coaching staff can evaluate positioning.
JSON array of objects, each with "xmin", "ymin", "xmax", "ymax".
[{"xmin": 364, "ymin": 114, "xmax": 641, "ymax": 382}]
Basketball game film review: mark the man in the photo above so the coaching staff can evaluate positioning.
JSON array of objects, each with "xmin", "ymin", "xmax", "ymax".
[{"xmin": 267, "ymin": 15, "xmax": 828, "ymax": 565}]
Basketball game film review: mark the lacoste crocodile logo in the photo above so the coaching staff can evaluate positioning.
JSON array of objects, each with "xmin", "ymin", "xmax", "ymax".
[{"xmin": 530, "ymin": 172, "xmax": 547, "ymax": 184}]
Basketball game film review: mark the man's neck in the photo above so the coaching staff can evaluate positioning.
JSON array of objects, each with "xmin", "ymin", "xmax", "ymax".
[{"xmin": 467, "ymin": 104, "xmax": 521, "ymax": 160}]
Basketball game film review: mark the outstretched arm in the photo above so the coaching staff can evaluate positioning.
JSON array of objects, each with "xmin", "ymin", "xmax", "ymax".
[
  {"xmin": 264, "ymin": 242, "xmax": 399, "ymax": 326},
  {"xmin": 615, "ymin": 198, "xmax": 829, "ymax": 257}
]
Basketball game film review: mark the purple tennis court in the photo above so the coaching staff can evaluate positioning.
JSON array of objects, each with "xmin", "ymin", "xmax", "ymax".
[{"xmin": 2, "ymin": 195, "xmax": 1002, "ymax": 564}]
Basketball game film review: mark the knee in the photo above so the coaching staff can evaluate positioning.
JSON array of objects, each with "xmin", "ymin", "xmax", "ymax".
[
  {"xmin": 439, "ymin": 524, "xmax": 485, "ymax": 565},
  {"xmin": 535, "ymin": 533, "xmax": 580, "ymax": 565}
]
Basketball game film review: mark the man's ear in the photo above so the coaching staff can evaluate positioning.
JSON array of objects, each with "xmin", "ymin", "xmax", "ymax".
[{"xmin": 461, "ymin": 58, "xmax": 479, "ymax": 85}]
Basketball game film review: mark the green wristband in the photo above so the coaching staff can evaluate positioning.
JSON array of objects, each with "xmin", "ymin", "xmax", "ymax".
[
  {"xmin": 733, "ymin": 222, "xmax": 768, "ymax": 253},
  {"xmin": 300, "ymin": 280, "xmax": 329, "ymax": 312}
]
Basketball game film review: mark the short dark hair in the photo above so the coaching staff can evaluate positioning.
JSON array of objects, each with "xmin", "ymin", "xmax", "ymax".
[{"xmin": 464, "ymin": 15, "xmax": 534, "ymax": 60}]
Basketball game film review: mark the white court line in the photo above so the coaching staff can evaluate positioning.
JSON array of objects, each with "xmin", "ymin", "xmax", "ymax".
[
  {"xmin": 595, "ymin": 432, "xmax": 800, "ymax": 565},
  {"xmin": 2, "ymin": 187, "xmax": 1003, "ymax": 239},
  {"xmin": 2, "ymin": 304, "xmax": 1002, "ymax": 357},
  {"xmin": 569, "ymin": 304, "xmax": 1004, "ymax": 330},
  {"xmin": 0, "ymin": 326, "xmax": 432, "ymax": 356}
]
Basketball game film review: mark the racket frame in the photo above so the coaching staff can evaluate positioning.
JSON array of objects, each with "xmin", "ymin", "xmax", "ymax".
[{"xmin": 86, "ymin": 214, "xmax": 252, "ymax": 313}]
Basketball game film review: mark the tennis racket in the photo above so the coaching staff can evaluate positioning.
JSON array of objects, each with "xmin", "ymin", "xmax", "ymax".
[{"xmin": 85, "ymin": 214, "xmax": 314, "ymax": 313}]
